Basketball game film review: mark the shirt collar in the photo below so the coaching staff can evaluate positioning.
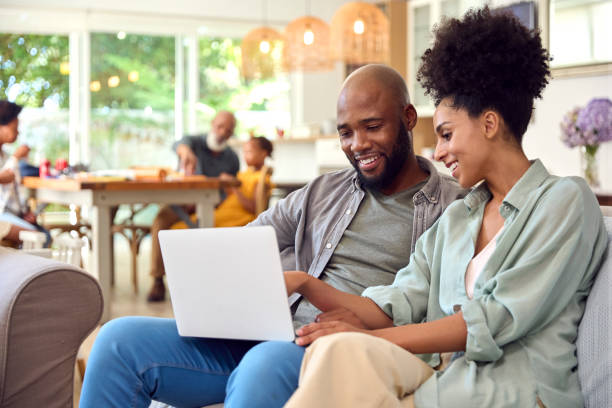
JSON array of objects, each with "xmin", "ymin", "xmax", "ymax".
[{"xmin": 463, "ymin": 159, "xmax": 550, "ymax": 214}]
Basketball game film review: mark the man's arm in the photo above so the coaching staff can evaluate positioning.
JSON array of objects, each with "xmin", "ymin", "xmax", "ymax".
[
  {"xmin": 176, "ymin": 144, "xmax": 198, "ymax": 176},
  {"xmin": 285, "ymin": 271, "xmax": 393, "ymax": 329}
]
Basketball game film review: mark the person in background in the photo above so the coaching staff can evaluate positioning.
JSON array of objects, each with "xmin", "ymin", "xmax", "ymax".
[
  {"xmin": 172, "ymin": 136, "xmax": 273, "ymax": 230},
  {"xmin": 281, "ymin": 7, "xmax": 607, "ymax": 408},
  {"xmin": 148, "ymin": 110, "xmax": 240, "ymax": 302},
  {"xmin": 79, "ymin": 64, "xmax": 467, "ymax": 408},
  {"xmin": 0, "ymin": 100, "xmax": 47, "ymax": 247}
]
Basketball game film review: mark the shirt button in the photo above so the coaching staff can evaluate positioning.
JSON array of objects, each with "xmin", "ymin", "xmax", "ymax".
[
  {"xmin": 325, "ymin": 243, "xmax": 332, "ymax": 249},
  {"xmin": 345, "ymin": 209, "xmax": 351, "ymax": 215}
]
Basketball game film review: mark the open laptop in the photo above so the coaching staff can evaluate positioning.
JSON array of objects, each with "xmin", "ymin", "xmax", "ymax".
[{"xmin": 159, "ymin": 226, "xmax": 295, "ymax": 341}]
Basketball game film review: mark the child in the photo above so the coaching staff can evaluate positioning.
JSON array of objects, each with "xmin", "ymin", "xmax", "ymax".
[
  {"xmin": 214, "ymin": 136, "xmax": 273, "ymax": 227},
  {"xmin": 171, "ymin": 136, "xmax": 273, "ymax": 229}
]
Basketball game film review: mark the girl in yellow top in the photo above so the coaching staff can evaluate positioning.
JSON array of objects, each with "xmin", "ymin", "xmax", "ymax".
[
  {"xmin": 214, "ymin": 136, "xmax": 273, "ymax": 227},
  {"xmin": 172, "ymin": 136, "xmax": 273, "ymax": 229}
]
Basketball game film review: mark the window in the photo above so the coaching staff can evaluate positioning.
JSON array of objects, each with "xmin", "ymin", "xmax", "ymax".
[
  {"xmin": 197, "ymin": 37, "xmax": 290, "ymax": 140},
  {"xmin": 550, "ymin": 0, "xmax": 612, "ymax": 68},
  {"xmin": 89, "ymin": 32, "xmax": 176, "ymax": 170},
  {"xmin": 0, "ymin": 33, "xmax": 69, "ymax": 165}
]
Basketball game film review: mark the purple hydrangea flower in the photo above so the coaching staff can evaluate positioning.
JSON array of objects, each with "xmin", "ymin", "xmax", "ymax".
[{"xmin": 561, "ymin": 98, "xmax": 612, "ymax": 148}]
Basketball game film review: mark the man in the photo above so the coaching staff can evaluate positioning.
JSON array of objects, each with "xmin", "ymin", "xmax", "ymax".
[
  {"xmin": 80, "ymin": 65, "xmax": 466, "ymax": 408},
  {"xmin": 148, "ymin": 110, "xmax": 240, "ymax": 301}
]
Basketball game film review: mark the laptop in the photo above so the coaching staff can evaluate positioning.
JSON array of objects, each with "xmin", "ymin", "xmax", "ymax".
[{"xmin": 159, "ymin": 226, "xmax": 295, "ymax": 341}]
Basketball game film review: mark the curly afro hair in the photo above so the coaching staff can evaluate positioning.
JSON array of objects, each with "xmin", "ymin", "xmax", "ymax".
[
  {"xmin": 0, "ymin": 100, "xmax": 22, "ymax": 125},
  {"xmin": 417, "ymin": 6, "xmax": 550, "ymax": 143}
]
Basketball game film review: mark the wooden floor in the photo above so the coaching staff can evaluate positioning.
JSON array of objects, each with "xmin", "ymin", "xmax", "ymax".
[{"xmin": 74, "ymin": 234, "xmax": 173, "ymax": 406}]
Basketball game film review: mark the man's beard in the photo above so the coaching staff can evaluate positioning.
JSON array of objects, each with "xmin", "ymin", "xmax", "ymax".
[
  {"xmin": 350, "ymin": 121, "xmax": 411, "ymax": 191},
  {"xmin": 206, "ymin": 131, "xmax": 228, "ymax": 152}
]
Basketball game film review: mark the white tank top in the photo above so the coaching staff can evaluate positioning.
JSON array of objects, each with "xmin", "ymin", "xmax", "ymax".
[{"xmin": 465, "ymin": 227, "xmax": 504, "ymax": 299}]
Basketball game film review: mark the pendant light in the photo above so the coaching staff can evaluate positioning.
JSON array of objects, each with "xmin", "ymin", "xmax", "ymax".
[
  {"xmin": 330, "ymin": 2, "xmax": 390, "ymax": 65},
  {"xmin": 241, "ymin": 0, "xmax": 284, "ymax": 80},
  {"xmin": 283, "ymin": 0, "xmax": 334, "ymax": 72}
]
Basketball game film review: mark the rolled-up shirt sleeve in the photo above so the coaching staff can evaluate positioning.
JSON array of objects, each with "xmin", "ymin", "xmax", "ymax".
[{"xmin": 462, "ymin": 179, "xmax": 607, "ymax": 362}]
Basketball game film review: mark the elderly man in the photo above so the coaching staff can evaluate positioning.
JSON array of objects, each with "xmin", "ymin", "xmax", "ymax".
[
  {"xmin": 148, "ymin": 110, "xmax": 240, "ymax": 301},
  {"xmin": 80, "ymin": 65, "xmax": 466, "ymax": 407}
]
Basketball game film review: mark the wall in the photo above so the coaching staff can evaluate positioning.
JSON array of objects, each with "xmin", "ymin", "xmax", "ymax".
[{"xmin": 524, "ymin": 73, "xmax": 612, "ymax": 190}]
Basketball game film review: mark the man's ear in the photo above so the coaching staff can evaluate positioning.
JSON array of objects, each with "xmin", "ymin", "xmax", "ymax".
[
  {"xmin": 403, "ymin": 104, "xmax": 418, "ymax": 131},
  {"xmin": 482, "ymin": 110, "xmax": 500, "ymax": 140}
]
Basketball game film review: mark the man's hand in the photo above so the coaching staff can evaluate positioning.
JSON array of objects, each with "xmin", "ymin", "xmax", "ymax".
[
  {"xmin": 0, "ymin": 168, "xmax": 15, "ymax": 184},
  {"xmin": 284, "ymin": 270, "xmax": 309, "ymax": 296},
  {"xmin": 13, "ymin": 145, "xmax": 30, "ymax": 160},
  {"xmin": 295, "ymin": 320, "xmax": 367, "ymax": 346},
  {"xmin": 315, "ymin": 307, "xmax": 368, "ymax": 329},
  {"xmin": 176, "ymin": 144, "xmax": 197, "ymax": 176}
]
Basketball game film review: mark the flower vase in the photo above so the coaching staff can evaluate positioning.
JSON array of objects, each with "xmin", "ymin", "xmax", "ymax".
[{"xmin": 581, "ymin": 144, "xmax": 600, "ymax": 188}]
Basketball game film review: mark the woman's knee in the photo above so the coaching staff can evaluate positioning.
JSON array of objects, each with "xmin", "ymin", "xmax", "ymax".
[{"xmin": 307, "ymin": 332, "xmax": 374, "ymax": 355}]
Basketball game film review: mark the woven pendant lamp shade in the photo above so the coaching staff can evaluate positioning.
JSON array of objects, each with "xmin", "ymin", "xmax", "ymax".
[
  {"xmin": 241, "ymin": 27, "xmax": 284, "ymax": 80},
  {"xmin": 330, "ymin": 2, "xmax": 389, "ymax": 65},
  {"xmin": 284, "ymin": 16, "xmax": 334, "ymax": 72}
]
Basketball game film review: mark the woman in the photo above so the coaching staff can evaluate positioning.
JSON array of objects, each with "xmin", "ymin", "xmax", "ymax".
[
  {"xmin": 283, "ymin": 7, "xmax": 607, "ymax": 408},
  {"xmin": 0, "ymin": 100, "xmax": 44, "ymax": 247}
]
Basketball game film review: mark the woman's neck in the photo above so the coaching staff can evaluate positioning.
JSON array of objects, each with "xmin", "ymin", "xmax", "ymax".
[{"xmin": 484, "ymin": 147, "xmax": 531, "ymax": 202}]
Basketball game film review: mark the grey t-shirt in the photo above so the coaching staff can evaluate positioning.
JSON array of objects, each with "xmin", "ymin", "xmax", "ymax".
[{"xmin": 293, "ymin": 181, "xmax": 426, "ymax": 328}]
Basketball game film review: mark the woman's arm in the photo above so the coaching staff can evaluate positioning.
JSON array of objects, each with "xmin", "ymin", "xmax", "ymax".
[
  {"xmin": 295, "ymin": 309, "xmax": 467, "ymax": 353},
  {"xmin": 285, "ymin": 271, "xmax": 393, "ymax": 330}
]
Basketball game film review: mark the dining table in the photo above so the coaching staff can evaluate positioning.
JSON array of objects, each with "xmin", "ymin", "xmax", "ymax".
[{"xmin": 23, "ymin": 175, "xmax": 238, "ymax": 321}]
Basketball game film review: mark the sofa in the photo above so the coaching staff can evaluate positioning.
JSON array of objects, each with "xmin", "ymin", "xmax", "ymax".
[
  {"xmin": 0, "ymin": 247, "xmax": 102, "ymax": 408},
  {"xmin": 1, "ymin": 217, "xmax": 610, "ymax": 408}
]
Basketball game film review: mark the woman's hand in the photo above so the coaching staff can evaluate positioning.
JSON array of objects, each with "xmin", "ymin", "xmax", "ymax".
[
  {"xmin": 13, "ymin": 144, "xmax": 30, "ymax": 160},
  {"xmin": 295, "ymin": 320, "xmax": 368, "ymax": 346},
  {"xmin": 284, "ymin": 270, "xmax": 309, "ymax": 296},
  {"xmin": 315, "ymin": 307, "xmax": 368, "ymax": 329},
  {"xmin": 0, "ymin": 168, "xmax": 15, "ymax": 184}
]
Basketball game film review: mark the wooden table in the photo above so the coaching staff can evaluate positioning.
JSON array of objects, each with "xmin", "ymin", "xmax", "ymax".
[
  {"xmin": 24, "ymin": 176, "xmax": 236, "ymax": 321},
  {"xmin": 595, "ymin": 190, "xmax": 612, "ymax": 206}
]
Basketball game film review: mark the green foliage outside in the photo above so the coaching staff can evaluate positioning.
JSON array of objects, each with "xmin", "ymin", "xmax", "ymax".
[{"xmin": 1, "ymin": 32, "xmax": 289, "ymax": 170}]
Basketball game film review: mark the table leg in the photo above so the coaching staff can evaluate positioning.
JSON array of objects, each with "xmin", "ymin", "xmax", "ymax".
[
  {"xmin": 92, "ymin": 205, "xmax": 112, "ymax": 322},
  {"xmin": 195, "ymin": 191, "xmax": 218, "ymax": 228}
]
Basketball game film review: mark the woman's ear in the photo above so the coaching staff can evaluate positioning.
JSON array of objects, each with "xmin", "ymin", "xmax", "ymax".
[{"xmin": 482, "ymin": 110, "xmax": 500, "ymax": 140}]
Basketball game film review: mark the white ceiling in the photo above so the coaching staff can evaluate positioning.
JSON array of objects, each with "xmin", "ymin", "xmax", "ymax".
[{"xmin": 0, "ymin": 0, "xmax": 375, "ymax": 24}]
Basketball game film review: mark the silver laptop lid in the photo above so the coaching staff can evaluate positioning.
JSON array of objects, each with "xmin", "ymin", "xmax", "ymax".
[{"xmin": 159, "ymin": 226, "xmax": 295, "ymax": 341}]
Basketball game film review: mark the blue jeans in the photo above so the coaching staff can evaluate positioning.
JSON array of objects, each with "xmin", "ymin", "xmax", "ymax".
[
  {"xmin": 79, "ymin": 317, "xmax": 305, "ymax": 408},
  {"xmin": 0, "ymin": 212, "xmax": 51, "ymax": 247}
]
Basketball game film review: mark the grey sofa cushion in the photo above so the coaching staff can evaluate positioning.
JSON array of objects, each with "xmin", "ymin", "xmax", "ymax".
[
  {"xmin": 0, "ymin": 248, "xmax": 103, "ymax": 408},
  {"xmin": 577, "ymin": 216, "xmax": 612, "ymax": 408}
]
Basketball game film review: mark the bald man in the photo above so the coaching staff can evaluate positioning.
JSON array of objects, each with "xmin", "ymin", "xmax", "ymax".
[
  {"xmin": 80, "ymin": 65, "xmax": 466, "ymax": 408},
  {"xmin": 148, "ymin": 110, "xmax": 240, "ymax": 301}
]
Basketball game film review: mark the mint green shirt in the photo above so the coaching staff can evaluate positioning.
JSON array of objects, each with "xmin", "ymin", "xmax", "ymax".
[{"xmin": 363, "ymin": 160, "xmax": 608, "ymax": 408}]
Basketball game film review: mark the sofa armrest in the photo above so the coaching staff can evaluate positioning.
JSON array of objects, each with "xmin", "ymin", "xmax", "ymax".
[{"xmin": 0, "ymin": 247, "xmax": 103, "ymax": 408}]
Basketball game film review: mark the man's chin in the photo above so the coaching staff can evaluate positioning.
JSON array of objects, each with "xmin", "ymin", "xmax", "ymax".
[{"xmin": 357, "ymin": 171, "xmax": 387, "ymax": 191}]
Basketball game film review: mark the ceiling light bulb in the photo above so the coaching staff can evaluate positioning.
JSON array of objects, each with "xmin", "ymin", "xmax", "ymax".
[
  {"xmin": 303, "ymin": 29, "xmax": 315, "ymax": 45},
  {"xmin": 353, "ymin": 19, "xmax": 365, "ymax": 35},
  {"xmin": 128, "ymin": 71, "xmax": 139, "ymax": 82},
  {"xmin": 259, "ymin": 40, "xmax": 271, "ymax": 54},
  {"xmin": 108, "ymin": 76, "xmax": 120, "ymax": 88},
  {"xmin": 90, "ymin": 81, "xmax": 101, "ymax": 92},
  {"xmin": 59, "ymin": 61, "xmax": 70, "ymax": 75}
]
